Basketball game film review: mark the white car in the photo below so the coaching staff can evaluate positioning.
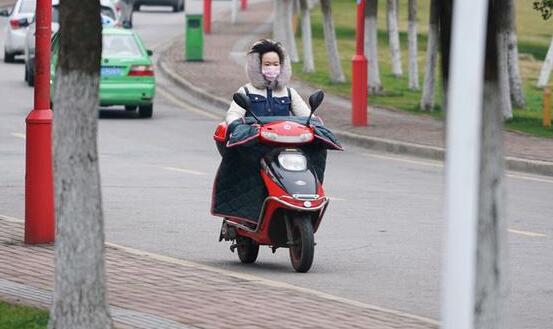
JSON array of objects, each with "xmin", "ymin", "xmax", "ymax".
[
  {"xmin": 1, "ymin": 0, "xmax": 35, "ymax": 63},
  {"xmin": 23, "ymin": 0, "xmax": 117, "ymax": 86}
]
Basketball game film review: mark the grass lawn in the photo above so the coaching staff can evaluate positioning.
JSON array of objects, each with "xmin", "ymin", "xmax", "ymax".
[
  {"xmin": 293, "ymin": 0, "xmax": 553, "ymax": 138},
  {"xmin": 0, "ymin": 301, "xmax": 48, "ymax": 329}
]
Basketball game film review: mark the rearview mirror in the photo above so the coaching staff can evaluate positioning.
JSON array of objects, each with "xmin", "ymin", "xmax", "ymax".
[
  {"xmin": 305, "ymin": 90, "xmax": 325, "ymax": 127},
  {"xmin": 308, "ymin": 89, "xmax": 325, "ymax": 112},
  {"xmin": 233, "ymin": 92, "xmax": 251, "ymax": 111},
  {"xmin": 146, "ymin": 49, "xmax": 153, "ymax": 56}
]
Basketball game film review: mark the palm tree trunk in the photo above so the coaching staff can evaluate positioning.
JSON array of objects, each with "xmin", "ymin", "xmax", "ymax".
[
  {"xmin": 49, "ymin": 1, "xmax": 112, "ymax": 328},
  {"xmin": 420, "ymin": 0, "xmax": 438, "ymax": 111},
  {"xmin": 408, "ymin": 0, "xmax": 419, "ymax": 90},
  {"xmin": 365, "ymin": 0, "xmax": 382, "ymax": 94},
  {"xmin": 320, "ymin": 0, "xmax": 345, "ymax": 83},
  {"xmin": 299, "ymin": 0, "xmax": 315, "ymax": 73},
  {"xmin": 386, "ymin": 0, "xmax": 402, "ymax": 77}
]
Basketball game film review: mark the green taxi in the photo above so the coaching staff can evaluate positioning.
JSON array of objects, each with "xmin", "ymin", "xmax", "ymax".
[{"xmin": 50, "ymin": 27, "xmax": 156, "ymax": 118}]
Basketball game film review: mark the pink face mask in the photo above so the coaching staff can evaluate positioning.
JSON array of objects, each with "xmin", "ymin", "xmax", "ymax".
[{"xmin": 262, "ymin": 66, "xmax": 280, "ymax": 81}]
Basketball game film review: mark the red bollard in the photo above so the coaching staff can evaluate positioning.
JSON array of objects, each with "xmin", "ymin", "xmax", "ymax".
[
  {"xmin": 240, "ymin": 0, "xmax": 247, "ymax": 10},
  {"xmin": 351, "ymin": 0, "xmax": 368, "ymax": 126},
  {"xmin": 25, "ymin": 0, "xmax": 54, "ymax": 244},
  {"xmin": 204, "ymin": 0, "xmax": 212, "ymax": 34}
]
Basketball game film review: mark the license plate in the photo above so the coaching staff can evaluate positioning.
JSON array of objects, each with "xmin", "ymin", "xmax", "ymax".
[{"xmin": 101, "ymin": 67, "xmax": 121, "ymax": 77}]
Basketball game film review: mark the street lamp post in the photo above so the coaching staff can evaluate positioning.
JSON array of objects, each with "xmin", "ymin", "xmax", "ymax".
[
  {"xmin": 203, "ymin": 0, "xmax": 212, "ymax": 34},
  {"xmin": 25, "ymin": 0, "xmax": 54, "ymax": 244},
  {"xmin": 351, "ymin": 0, "xmax": 368, "ymax": 126}
]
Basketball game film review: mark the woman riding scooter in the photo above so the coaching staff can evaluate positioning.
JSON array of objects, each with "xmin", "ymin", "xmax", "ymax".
[{"xmin": 212, "ymin": 39, "xmax": 341, "ymax": 272}]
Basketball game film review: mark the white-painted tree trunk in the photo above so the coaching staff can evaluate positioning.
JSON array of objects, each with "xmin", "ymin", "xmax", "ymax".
[
  {"xmin": 365, "ymin": 0, "xmax": 382, "ymax": 94},
  {"xmin": 386, "ymin": 0, "xmax": 402, "ymax": 77},
  {"xmin": 299, "ymin": 0, "xmax": 315, "ymax": 73},
  {"xmin": 537, "ymin": 36, "xmax": 553, "ymax": 88},
  {"xmin": 273, "ymin": 0, "xmax": 299, "ymax": 63},
  {"xmin": 273, "ymin": 0, "xmax": 286, "ymax": 45},
  {"xmin": 498, "ymin": 33, "xmax": 513, "ymax": 120},
  {"xmin": 49, "ymin": 2, "xmax": 112, "ymax": 328},
  {"xmin": 507, "ymin": 30, "xmax": 525, "ymax": 108},
  {"xmin": 475, "ymin": 81, "xmax": 508, "ymax": 329},
  {"xmin": 408, "ymin": 0, "xmax": 419, "ymax": 90},
  {"xmin": 320, "ymin": 0, "xmax": 345, "ymax": 83},
  {"xmin": 503, "ymin": 0, "xmax": 524, "ymax": 108},
  {"xmin": 51, "ymin": 72, "xmax": 112, "ymax": 329},
  {"xmin": 231, "ymin": 0, "xmax": 238, "ymax": 24},
  {"xmin": 474, "ymin": 5, "xmax": 507, "ymax": 328},
  {"xmin": 420, "ymin": 0, "xmax": 438, "ymax": 111}
]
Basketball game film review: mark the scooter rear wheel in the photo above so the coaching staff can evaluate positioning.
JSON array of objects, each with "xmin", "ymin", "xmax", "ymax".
[
  {"xmin": 289, "ymin": 215, "xmax": 315, "ymax": 273},
  {"xmin": 237, "ymin": 235, "xmax": 259, "ymax": 264}
]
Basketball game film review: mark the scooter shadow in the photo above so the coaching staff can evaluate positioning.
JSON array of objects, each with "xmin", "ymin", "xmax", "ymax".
[{"xmin": 209, "ymin": 259, "xmax": 295, "ymax": 274}]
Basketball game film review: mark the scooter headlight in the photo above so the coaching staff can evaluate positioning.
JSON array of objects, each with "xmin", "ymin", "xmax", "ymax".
[{"xmin": 278, "ymin": 152, "xmax": 307, "ymax": 171}]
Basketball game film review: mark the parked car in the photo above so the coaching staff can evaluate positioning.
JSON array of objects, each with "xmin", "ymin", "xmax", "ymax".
[
  {"xmin": 133, "ymin": 0, "xmax": 184, "ymax": 13},
  {"xmin": 50, "ymin": 28, "xmax": 156, "ymax": 118},
  {"xmin": 1, "ymin": 0, "xmax": 35, "ymax": 63},
  {"xmin": 23, "ymin": 0, "xmax": 117, "ymax": 86}
]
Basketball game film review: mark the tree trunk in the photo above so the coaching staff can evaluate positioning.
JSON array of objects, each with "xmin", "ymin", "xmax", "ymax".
[
  {"xmin": 49, "ymin": 1, "xmax": 112, "ymax": 328},
  {"xmin": 320, "ymin": 0, "xmax": 346, "ymax": 83},
  {"xmin": 386, "ymin": 0, "xmax": 402, "ymax": 77},
  {"xmin": 475, "ymin": 2, "xmax": 508, "ymax": 328},
  {"xmin": 497, "ymin": 0, "xmax": 516, "ymax": 119},
  {"xmin": 408, "ymin": 0, "xmax": 419, "ymax": 90},
  {"xmin": 438, "ymin": 0, "xmax": 453, "ymax": 117},
  {"xmin": 273, "ymin": 0, "xmax": 286, "ymax": 42},
  {"xmin": 299, "ymin": 0, "xmax": 315, "ymax": 73},
  {"xmin": 365, "ymin": 0, "xmax": 382, "ymax": 94},
  {"xmin": 497, "ymin": 33, "xmax": 513, "ymax": 120},
  {"xmin": 274, "ymin": 0, "xmax": 299, "ymax": 63},
  {"xmin": 504, "ymin": 0, "xmax": 525, "ymax": 108},
  {"xmin": 420, "ymin": 0, "xmax": 438, "ymax": 111},
  {"xmin": 537, "ymin": 36, "xmax": 553, "ymax": 88}
]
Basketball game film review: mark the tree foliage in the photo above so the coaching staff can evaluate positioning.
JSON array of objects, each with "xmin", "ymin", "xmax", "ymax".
[{"xmin": 533, "ymin": 0, "xmax": 553, "ymax": 20}]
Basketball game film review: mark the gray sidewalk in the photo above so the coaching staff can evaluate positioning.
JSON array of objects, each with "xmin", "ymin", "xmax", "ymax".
[
  {"xmin": 158, "ymin": 0, "xmax": 553, "ymax": 176},
  {"xmin": 0, "ymin": 218, "xmax": 439, "ymax": 329}
]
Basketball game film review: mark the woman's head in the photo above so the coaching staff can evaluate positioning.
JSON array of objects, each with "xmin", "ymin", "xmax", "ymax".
[{"xmin": 246, "ymin": 39, "xmax": 291, "ymax": 90}]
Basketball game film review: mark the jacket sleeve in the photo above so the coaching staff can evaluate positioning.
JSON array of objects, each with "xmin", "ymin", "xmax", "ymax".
[
  {"xmin": 290, "ymin": 88, "xmax": 311, "ymax": 117},
  {"xmin": 225, "ymin": 87, "xmax": 247, "ymax": 124}
]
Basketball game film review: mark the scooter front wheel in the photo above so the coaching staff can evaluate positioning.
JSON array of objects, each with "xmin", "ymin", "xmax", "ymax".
[
  {"xmin": 236, "ymin": 235, "xmax": 259, "ymax": 264},
  {"xmin": 289, "ymin": 215, "xmax": 315, "ymax": 273}
]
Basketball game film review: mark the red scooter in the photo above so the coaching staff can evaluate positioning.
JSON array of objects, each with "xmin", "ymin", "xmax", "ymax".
[{"xmin": 212, "ymin": 91, "xmax": 340, "ymax": 273}]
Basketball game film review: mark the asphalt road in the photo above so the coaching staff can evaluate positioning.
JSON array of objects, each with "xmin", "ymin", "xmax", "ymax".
[{"xmin": 1, "ymin": 3, "xmax": 553, "ymax": 328}]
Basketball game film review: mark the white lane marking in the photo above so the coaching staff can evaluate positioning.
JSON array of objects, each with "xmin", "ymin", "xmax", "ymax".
[
  {"xmin": 506, "ymin": 173, "xmax": 553, "ymax": 185},
  {"xmin": 106, "ymin": 242, "xmax": 440, "ymax": 326},
  {"xmin": 508, "ymin": 229, "xmax": 547, "ymax": 238},
  {"xmin": 161, "ymin": 166, "xmax": 207, "ymax": 176},
  {"xmin": 361, "ymin": 152, "xmax": 443, "ymax": 168},
  {"xmin": 156, "ymin": 87, "xmax": 222, "ymax": 120},
  {"xmin": 11, "ymin": 133, "xmax": 26, "ymax": 140},
  {"xmin": 361, "ymin": 152, "xmax": 553, "ymax": 184}
]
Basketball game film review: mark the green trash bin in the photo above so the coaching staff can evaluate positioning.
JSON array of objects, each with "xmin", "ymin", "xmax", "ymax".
[{"xmin": 185, "ymin": 14, "xmax": 203, "ymax": 61}]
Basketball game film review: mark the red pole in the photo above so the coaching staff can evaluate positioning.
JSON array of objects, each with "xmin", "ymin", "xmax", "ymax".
[
  {"xmin": 25, "ymin": 0, "xmax": 54, "ymax": 244},
  {"xmin": 351, "ymin": 0, "xmax": 368, "ymax": 126},
  {"xmin": 204, "ymin": 0, "xmax": 212, "ymax": 34},
  {"xmin": 240, "ymin": 0, "xmax": 247, "ymax": 10}
]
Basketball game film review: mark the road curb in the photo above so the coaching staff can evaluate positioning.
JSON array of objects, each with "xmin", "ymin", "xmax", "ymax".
[{"xmin": 156, "ymin": 23, "xmax": 553, "ymax": 178}]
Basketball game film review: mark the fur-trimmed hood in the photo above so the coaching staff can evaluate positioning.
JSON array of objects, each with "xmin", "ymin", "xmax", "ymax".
[{"xmin": 246, "ymin": 44, "xmax": 292, "ymax": 90}]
